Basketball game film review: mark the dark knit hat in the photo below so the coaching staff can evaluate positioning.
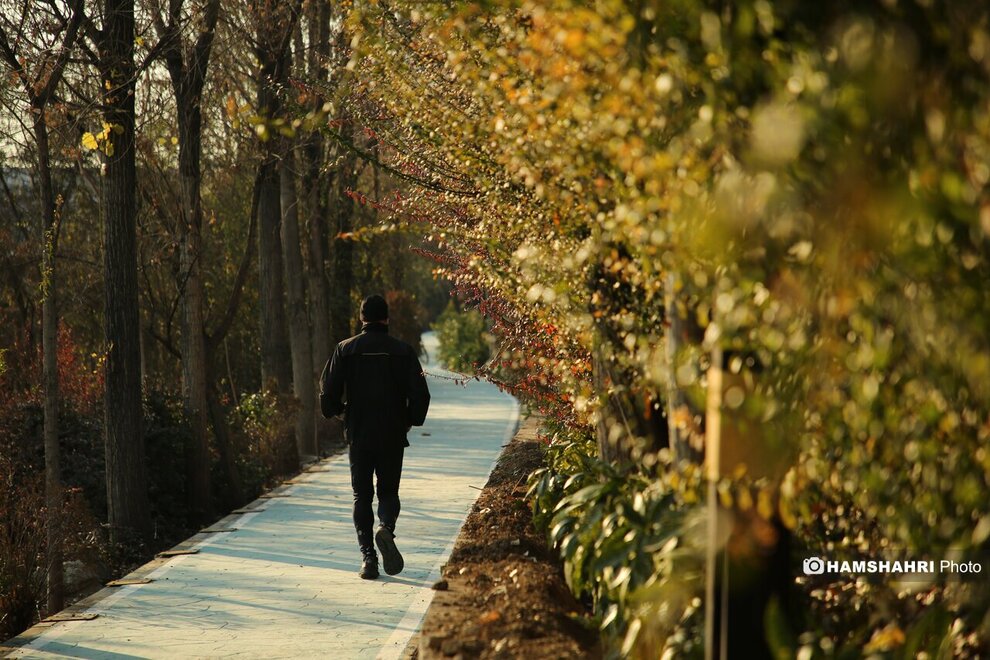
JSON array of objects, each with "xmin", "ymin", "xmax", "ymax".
[{"xmin": 360, "ymin": 294, "xmax": 389, "ymax": 322}]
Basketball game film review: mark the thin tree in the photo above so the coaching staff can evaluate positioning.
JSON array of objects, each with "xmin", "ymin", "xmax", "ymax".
[
  {"xmin": 150, "ymin": 0, "xmax": 222, "ymax": 523},
  {"xmin": 329, "ymin": 114, "xmax": 357, "ymax": 344},
  {"xmin": 250, "ymin": 0, "xmax": 300, "ymax": 393},
  {"xmin": 300, "ymin": 0, "xmax": 332, "ymax": 384},
  {"xmin": 280, "ymin": 138, "xmax": 316, "ymax": 458},
  {"xmin": 0, "ymin": 0, "xmax": 85, "ymax": 613}
]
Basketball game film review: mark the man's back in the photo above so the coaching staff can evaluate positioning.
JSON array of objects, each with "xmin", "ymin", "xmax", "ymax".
[{"xmin": 320, "ymin": 324, "xmax": 430, "ymax": 446}]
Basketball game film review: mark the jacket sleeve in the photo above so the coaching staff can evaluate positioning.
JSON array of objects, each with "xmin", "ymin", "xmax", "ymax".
[
  {"xmin": 407, "ymin": 352, "xmax": 430, "ymax": 426},
  {"xmin": 319, "ymin": 346, "xmax": 346, "ymax": 419}
]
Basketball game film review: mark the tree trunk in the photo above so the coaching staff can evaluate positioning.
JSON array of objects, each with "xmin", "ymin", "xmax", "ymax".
[
  {"xmin": 330, "ymin": 127, "xmax": 357, "ymax": 344},
  {"xmin": 304, "ymin": 134, "xmax": 331, "ymax": 375},
  {"xmin": 302, "ymin": 0, "xmax": 332, "ymax": 376},
  {"xmin": 176, "ymin": 94, "xmax": 212, "ymax": 524},
  {"xmin": 256, "ymin": 48, "xmax": 293, "ymax": 393},
  {"xmin": 280, "ymin": 141, "xmax": 317, "ymax": 459},
  {"xmin": 156, "ymin": 0, "xmax": 221, "ymax": 528},
  {"xmin": 101, "ymin": 0, "xmax": 150, "ymax": 543},
  {"xmin": 591, "ymin": 348, "xmax": 626, "ymax": 465},
  {"xmin": 665, "ymin": 273, "xmax": 702, "ymax": 464},
  {"xmin": 35, "ymin": 115, "xmax": 63, "ymax": 614}
]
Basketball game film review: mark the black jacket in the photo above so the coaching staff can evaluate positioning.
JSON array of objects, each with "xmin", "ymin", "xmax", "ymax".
[{"xmin": 319, "ymin": 324, "xmax": 431, "ymax": 446}]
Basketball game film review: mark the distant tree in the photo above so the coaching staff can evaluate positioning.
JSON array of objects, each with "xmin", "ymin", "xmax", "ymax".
[
  {"xmin": 433, "ymin": 302, "xmax": 490, "ymax": 374},
  {"xmin": 384, "ymin": 290, "xmax": 424, "ymax": 357}
]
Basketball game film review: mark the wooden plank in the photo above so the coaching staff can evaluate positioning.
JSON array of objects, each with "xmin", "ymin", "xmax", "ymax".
[
  {"xmin": 231, "ymin": 507, "xmax": 265, "ymax": 514},
  {"xmin": 106, "ymin": 578, "xmax": 154, "ymax": 587},
  {"xmin": 200, "ymin": 527, "xmax": 238, "ymax": 534},
  {"xmin": 43, "ymin": 612, "xmax": 98, "ymax": 623},
  {"xmin": 156, "ymin": 548, "xmax": 200, "ymax": 558},
  {"xmin": 259, "ymin": 493, "xmax": 291, "ymax": 499}
]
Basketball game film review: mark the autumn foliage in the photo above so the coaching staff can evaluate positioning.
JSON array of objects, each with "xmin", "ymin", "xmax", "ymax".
[{"xmin": 345, "ymin": 0, "xmax": 990, "ymax": 656}]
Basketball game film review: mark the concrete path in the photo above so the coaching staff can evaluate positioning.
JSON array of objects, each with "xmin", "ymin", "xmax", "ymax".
[{"xmin": 4, "ymin": 333, "xmax": 518, "ymax": 660}]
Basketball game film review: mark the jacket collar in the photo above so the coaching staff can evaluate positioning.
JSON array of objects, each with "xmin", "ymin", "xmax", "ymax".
[{"xmin": 361, "ymin": 322, "xmax": 389, "ymax": 334}]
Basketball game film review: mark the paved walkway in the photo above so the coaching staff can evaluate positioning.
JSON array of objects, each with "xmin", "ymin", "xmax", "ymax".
[{"xmin": 4, "ymin": 333, "xmax": 518, "ymax": 659}]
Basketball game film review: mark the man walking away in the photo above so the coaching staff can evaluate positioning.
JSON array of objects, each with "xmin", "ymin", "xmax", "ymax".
[{"xmin": 320, "ymin": 294, "xmax": 431, "ymax": 579}]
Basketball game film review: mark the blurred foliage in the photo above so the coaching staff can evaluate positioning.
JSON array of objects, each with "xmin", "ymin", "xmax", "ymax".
[
  {"xmin": 349, "ymin": 0, "xmax": 990, "ymax": 655},
  {"xmin": 433, "ymin": 300, "xmax": 492, "ymax": 373}
]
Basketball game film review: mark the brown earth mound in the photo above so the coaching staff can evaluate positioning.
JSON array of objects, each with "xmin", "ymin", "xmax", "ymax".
[{"xmin": 417, "ymin": 416, "xmax": 601, "ymax": 659}]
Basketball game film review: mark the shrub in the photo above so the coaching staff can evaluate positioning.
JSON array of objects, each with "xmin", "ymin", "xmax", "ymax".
[
  {"xmin": 0, "ymin": 449, "xmax": 104, "ymax": 640},
  {"xmin": 529, "ymin": 422, "xmax": 706, "ymax": 656},
  {"xmin": 432, "ymin": 301, "xmax": 491, "ymax": 373},
  {"xmin": 0, "ymin": 455, "xmax": 45, "ymax": 640},
  {"xmin": 231, "ymin": 390, "xmax": 299, "ymax": 494},
  {"xmin": 141, "ymin": 391, "xmax": 196, "ymax": 546}
]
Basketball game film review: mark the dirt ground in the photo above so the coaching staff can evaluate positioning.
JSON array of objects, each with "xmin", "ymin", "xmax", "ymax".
[{"xmin": 417, "ymin": 416, "xmax": 601, "ymax": 659}]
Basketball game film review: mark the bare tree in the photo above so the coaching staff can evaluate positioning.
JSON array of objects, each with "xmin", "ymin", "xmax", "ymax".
[
  {"xmin": 150, "ymin": 0, "xmax": 222, "ymax": 523},
  {"xmin": 250, "ymin": 0, "xmax": 300, "ymax": 394}
]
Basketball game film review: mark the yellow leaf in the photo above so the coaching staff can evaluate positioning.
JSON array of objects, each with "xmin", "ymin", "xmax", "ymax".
[
  {"xmin": 864, "ymin": 624, "xmax": 905, "ymax": 653},
  {"xmin": 81, "ymin": 133, "xmax": 99, "ymax": 150},
  {"xmin": 135, "ymin": 36, "xmax": 144, "ymax": 46},
  {"xmin": 171, "ymin": 136, "xmax": 178, "ymax": 145},
  {"xmin": 736, "ymin": 485, "xmax": 754, "ymax": 511},
  {"xmin": 103, "ymin": 141, "xmax": 114, "ymax": 157},
  {"xmin": 756, "ymin": 487, "xmax": 774, "ymax": 519}
]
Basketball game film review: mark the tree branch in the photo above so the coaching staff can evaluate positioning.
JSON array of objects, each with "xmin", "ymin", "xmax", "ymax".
[
  {"xmin": 207, "ymin": 167, "xmax": 262, "ymax": 349},
  {"xmin": 324, "ymin": 124, "xmax": 479, "ymax": 197},
  {"xmin": 147, "ymin": 324, "xmax": 181, "ymax": 360},
  {"xmin": 190, "ymin": 0, "xmax": 222, "ymax": 88},
  {"xmin": 36, "ymin": 0, "xmax": 85, "ymax": 107}
]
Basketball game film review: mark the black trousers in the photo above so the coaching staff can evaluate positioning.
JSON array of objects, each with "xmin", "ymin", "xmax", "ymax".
[{"xmin": 348, "ymin": 440, "xmax": 404, "ymax": 553}]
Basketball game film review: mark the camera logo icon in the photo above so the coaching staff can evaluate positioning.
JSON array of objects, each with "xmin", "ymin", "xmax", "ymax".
[{"xmin": 803, "ymin": 557, "xmax": 825, "ymax": 575}]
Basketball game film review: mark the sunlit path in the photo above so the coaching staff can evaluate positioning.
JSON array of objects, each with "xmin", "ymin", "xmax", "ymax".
[{"xmin": 5, "ymin": 333, "xmax": 518, "ymax": 660}]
